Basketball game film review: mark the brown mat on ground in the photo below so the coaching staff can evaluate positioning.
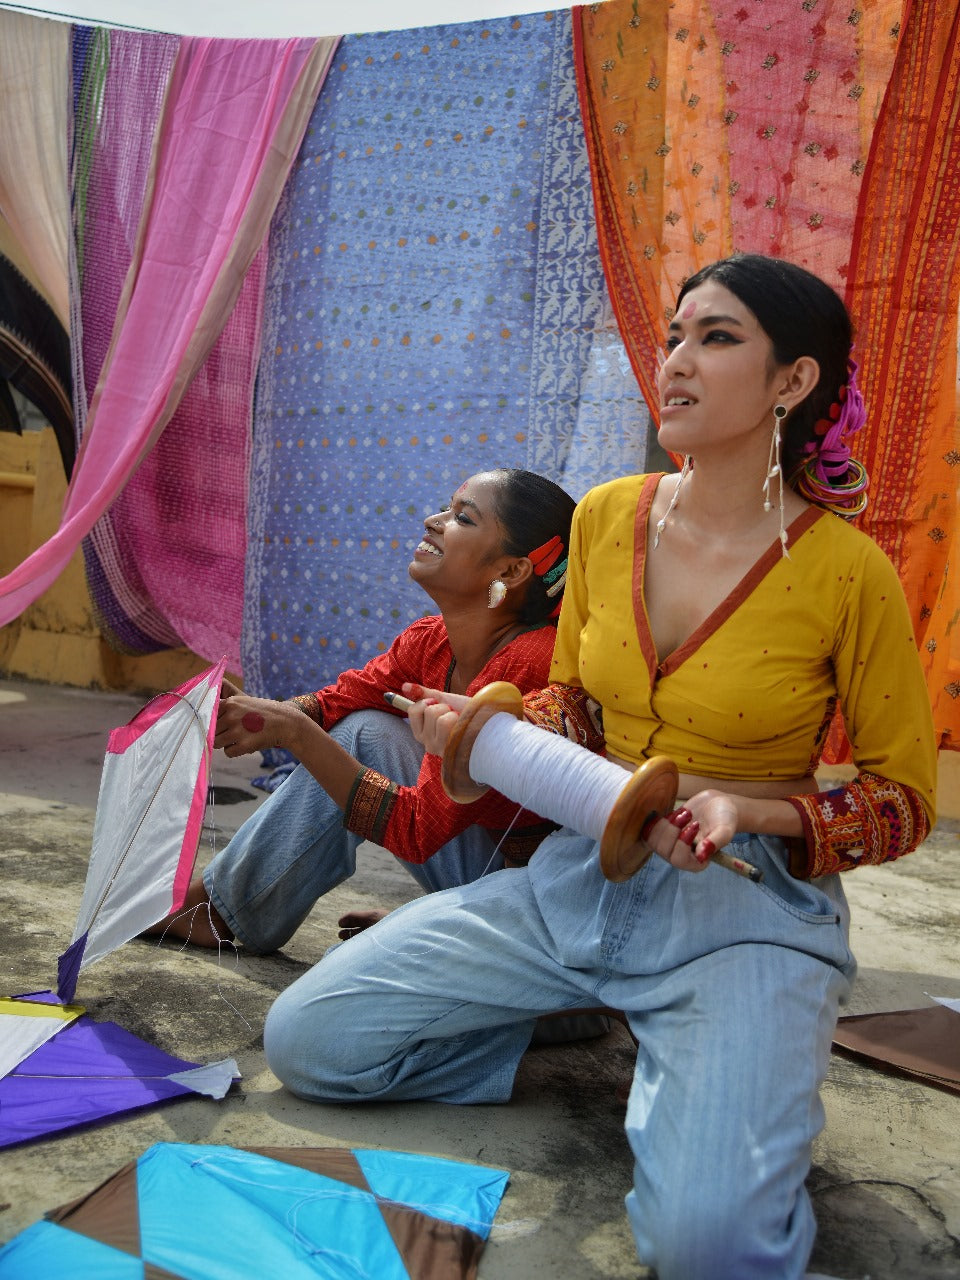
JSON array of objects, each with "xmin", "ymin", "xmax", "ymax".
[{"xmin": 832, "ymin": 1005, "xmax": 960, "ymax": 1094}]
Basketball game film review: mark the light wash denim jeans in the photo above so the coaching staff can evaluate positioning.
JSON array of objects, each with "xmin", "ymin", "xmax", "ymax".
[
  {"xmin": 203, "ymin": 710, "xmax": 500, "ymax": 953},
  {"xmin": 264, "ymin": 827, "xmax": 856, "ymax": 1280}
]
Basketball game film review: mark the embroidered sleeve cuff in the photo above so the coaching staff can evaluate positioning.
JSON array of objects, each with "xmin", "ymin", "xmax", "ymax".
[
  {"xmin": 784, "ymin": 772, "xmax": 931, "ymax": 878},
  {"xmin": 522, "ymin": 684, "xmax": 605, "ymax": 753},
  {"xmin": 288, "ymin": 693, "xmax": 323, "ymax": 725},
  {"xmin": 343, "ymin": 767, "xmax": 399, "ymax": 846}
]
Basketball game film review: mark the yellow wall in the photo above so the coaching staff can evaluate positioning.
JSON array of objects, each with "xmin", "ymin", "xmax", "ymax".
[
  {"xmin": 1, "ymin": 426, "xmax": 956, "ymax": 815},
  {"xmin": 939, "ymin": 754, "xmax": 958, "ymax": 821},
  {"xmin": 0, "ymin": 427, "xmax": 216, "ymax": 696}
]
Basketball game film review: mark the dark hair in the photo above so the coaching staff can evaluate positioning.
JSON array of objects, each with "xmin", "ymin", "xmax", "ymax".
[
  {"xmin": 676, "ymin": 254, "xmax": 854, "ymax": 481},
  {"xmin": 488, "ymin": 469, "xmax": 576, "ymax": 624}
]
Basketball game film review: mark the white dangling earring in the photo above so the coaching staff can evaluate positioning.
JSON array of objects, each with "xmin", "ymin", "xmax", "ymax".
[
  {"xmin": 764, "ymin": 404, "xmax": 789, "ymax": 556},
  {"xmin": 654, "ymin": 455, "xmax": 691, "ymax": 548},
  {"xmin": 488, "ymin": 579, "xmax": 507, "ymax": 609}
]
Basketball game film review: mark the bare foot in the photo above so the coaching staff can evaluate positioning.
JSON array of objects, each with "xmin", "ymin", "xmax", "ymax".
[
  {"xmin": 337, "ymin": 908, "xmax": 389, "ymax": 941},
  {"xmin": 140, "ymin": 877, "xmax": 233, "ymax": 948}
]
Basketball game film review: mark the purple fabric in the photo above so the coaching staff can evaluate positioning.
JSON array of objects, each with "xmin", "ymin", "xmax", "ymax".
[
  {"xmin": 55, "ymin": 934, "xmax": 86, "ymax": 1006},
  {"xmin": 74, "ymin": 28, "xmax": 181, "ymax": 653},
  {"xmin": 0, "ymin": 1012, "xmax": 205, "ymax": 1148},
  {"xmin": 75, "ymin": 29, "xmax": 266, "ymax": 663},
  {"xmin": 85, "ymin": 256, "xmax": 264, "ymax": 667}
]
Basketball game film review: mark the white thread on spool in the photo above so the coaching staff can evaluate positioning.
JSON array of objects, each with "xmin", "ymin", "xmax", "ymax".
[
  {"xmin": 447, "ymin": 684, "xmax": 759, "ymax": 884},
  {"xmin": 470, "ymin": 712, "xmax": 631, "ymax": 840}
]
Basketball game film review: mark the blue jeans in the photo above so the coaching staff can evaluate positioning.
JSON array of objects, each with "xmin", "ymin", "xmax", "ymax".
[
  {"xmin": 203, "ymin": 710, "xmax": 501, "ymax": 953},
  {"xmin": 264, "ymin": 827, "xmax": 855, "ymax": 1280}
]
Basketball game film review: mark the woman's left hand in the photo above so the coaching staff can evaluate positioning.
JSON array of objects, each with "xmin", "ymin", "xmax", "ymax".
[
  {"xmin": 214, "ymin": 694, "xmax": 302, "ymax": 758},
  {"xmin": 642, "ymin": 789, "xmax": 741, "ymax": 873}
]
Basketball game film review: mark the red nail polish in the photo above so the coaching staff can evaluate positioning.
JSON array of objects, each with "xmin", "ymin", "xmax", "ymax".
[
  {"xmin": 668, "ymin": 808, "xmax": 692, "ymax": 827},
  {"xmin": 679, "ymin": 821, "xmax": 699, "ymax": 847},
  {"xmin": 696, "ymin": 838, "xmax": 716, "ymax": 864},
  {"xmin": 640, "ymin": 815, "xmax": 658, "ymax": 842}
]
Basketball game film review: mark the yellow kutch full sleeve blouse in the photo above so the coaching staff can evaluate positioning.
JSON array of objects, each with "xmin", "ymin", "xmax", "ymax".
[{"xmin": 525, "ymin": 473, "xmax": 936, "ymax": 879}]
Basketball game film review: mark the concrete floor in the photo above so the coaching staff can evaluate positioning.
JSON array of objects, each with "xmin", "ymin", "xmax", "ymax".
[{"xmin": 0, "ymin": 674, "xmax": 959, "ymax": 1278}]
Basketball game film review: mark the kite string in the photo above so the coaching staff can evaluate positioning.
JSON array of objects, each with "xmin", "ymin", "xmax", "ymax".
[
  {"xmin": 479, "ymin": 801, "xmax": 525, "ymax": 878},
  {"xmin": 148, "ymin": 900, "xmax": 254, "ymax": 1032},
  {"xmin": 198, "ymin": 769, "xmax": 256, "ymax": 1030}
]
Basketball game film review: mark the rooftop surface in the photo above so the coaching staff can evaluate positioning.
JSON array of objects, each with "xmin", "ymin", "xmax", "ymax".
[{"xmin": 1, "ymin": 674, "xmax": 958, "ymax": 1278}]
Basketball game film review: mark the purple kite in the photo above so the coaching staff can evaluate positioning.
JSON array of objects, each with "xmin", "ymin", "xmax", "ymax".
[{"xmin": 0, "ymin": 996, "xmax": 237, "ymax": 1149}]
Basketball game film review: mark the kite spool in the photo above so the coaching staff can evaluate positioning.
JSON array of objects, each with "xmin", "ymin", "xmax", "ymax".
[{"xmin": 440, "ymin": 681, "xmax": 680, "ymax": 883}]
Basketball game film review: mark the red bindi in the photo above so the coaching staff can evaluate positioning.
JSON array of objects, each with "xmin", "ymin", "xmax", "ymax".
[{"xmin": 682, "ymin": 301, "xmax": 697, "ymax": 319}]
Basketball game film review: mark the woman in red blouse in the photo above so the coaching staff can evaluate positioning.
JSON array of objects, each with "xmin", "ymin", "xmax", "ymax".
[{"xmin": 153, "ymin": 468, "xmax": 576, "ymax": 952}]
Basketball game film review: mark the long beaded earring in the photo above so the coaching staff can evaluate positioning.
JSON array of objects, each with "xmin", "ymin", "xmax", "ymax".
[
  {"xmin": 653, "ymin": 455, "xmax": 691, "ymax": 549},
  {"xmin": 764, "ymin": 404, "xmax": 789, "ymax": 556}
]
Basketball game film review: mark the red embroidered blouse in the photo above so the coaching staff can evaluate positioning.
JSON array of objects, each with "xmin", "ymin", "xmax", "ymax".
[{"xmin": 297, "ymin": 615, "xmax": 557, "ymax": 864}]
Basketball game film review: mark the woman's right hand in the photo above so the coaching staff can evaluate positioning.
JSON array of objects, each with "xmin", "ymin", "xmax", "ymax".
[
  {"xmin": 401, "ymin": 684, "xmax": 470, "ymax": 756},
  {"xmin": 642, "ymin": 790, "xmax": 743, "ymax": 874}
]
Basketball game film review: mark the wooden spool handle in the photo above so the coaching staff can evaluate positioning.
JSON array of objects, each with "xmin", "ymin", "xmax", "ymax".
[
  {"xmin": 599, "ymin": 756, "xmax": 679, "ymax": 883},
  {"xmin": 441, "ymin": 681, "xmax": 525, "ymax": 803}
]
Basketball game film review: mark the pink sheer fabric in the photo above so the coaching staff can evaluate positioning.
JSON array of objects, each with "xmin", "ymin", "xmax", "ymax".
[
  {"xmin": 86, "ymin": 253, "xmax": 268, "ymax": 665},
  {"xmin": 0, "ymin": 34, "xmax": 337, "ymax": 628},
  {"xmin": 86, "ymin": 250, "xmax": 267, "ymax": 667},
  {"xmin": 74, "ymin": 30, "xmax": 280, "ymax": 668}
]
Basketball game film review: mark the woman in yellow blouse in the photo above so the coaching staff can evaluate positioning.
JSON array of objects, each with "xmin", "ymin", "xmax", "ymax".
[{"xmin": 262, "ymin": 254, "xmax": 937, "ymax": 1280}]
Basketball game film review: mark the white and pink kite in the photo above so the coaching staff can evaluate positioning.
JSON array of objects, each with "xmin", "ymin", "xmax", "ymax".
[{"xmin": 56, "ymin": 658, "xmax": 227, "ymax": 1004}]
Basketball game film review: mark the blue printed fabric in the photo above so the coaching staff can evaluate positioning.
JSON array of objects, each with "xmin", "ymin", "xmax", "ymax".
[{"xmin": 243, "ymin": 10, "xmax": 649, "ymax": 697}]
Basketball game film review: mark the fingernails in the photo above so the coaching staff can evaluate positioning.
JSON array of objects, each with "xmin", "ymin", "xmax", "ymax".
[
  {"xmin": 695, "ymin": 838, "xmax": 716, "ymax": 864},
  {"xmin": 678, "ymin": 821, "xmax": 699, "ymax": 847},
  {"xmin": 405, "ymin": 683, "xmax": 426, "ymax": 700},
  {"xmin": 668, "ymin": 808, "xmax": 692, "ymax": 827},
  {"xmin": 640, "ymin": 815, "xmax": 658, "ymax": 842}
]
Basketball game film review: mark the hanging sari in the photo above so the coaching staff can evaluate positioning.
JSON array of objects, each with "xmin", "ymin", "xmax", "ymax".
[
  {"xmin": 575, "ymin": 0, "xmax": 960, "ymax": 750},
  {"xmin": 0, "ymin": 34, "xmax": 336, "ymax": 661}
]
